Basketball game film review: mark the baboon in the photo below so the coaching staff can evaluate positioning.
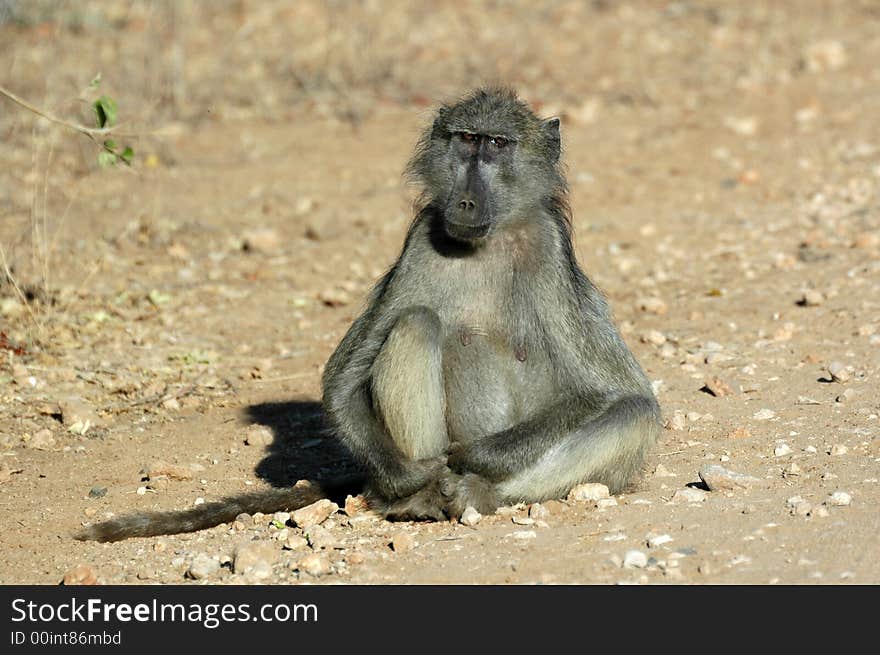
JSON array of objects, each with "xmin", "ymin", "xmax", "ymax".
[{"xmin": 77, "ymin": 87, "xmax": 659, "ymax": 542}]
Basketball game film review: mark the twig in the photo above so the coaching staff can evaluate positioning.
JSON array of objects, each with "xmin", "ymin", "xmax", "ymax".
[{"xmin": 0, "ymin": 84, "xmax": 128, "ymax": 137}]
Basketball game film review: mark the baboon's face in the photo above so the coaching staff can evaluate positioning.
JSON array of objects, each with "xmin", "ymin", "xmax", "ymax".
[{"xmin": 441, "ymin": 130, "xmax": 517, "ymax": 244}]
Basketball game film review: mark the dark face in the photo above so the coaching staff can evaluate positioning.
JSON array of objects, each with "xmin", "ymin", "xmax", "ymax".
[{"xmin": 442, "ymin": 131, "xmax": 515, "ymax": 244}]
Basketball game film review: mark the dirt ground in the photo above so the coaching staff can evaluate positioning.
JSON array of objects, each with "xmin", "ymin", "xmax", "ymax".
[{"xmin": 1, "ymin": 1, "xmax": 878, "ymax": 585}]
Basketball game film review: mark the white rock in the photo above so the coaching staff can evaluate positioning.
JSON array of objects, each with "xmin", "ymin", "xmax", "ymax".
[
  {"xmin": 699, "ymin": 464, "xmax": 761, "ymax": 491},
  {"xmin": 754, "ymin": 409, "xmax": 776, "ymax": 421},
  {"xmin": 233, "ymin": 542, "xmax": 277, "ymax": 575},
  {"xmin": 460, "ymin": 506, "xmax": 482, "ymax": 526},
  {"xmin": 672, "ymin": 488, "xmax": 707, "ymax": 503},
  {"xmin": 647, "ymin": 534, "xmax": 673, "ymax": 548},
  {"xmin": 528, "ymin": 503, "xmax": 549, "ymax": 520},
  {"xmin": 828, "ymin": 362, "xmax": 850, "ymax": 383},
  {"xmin": 804, "ymin": 40, "xmax": 847, "ymax": 72},
  {"xmin": 623, "ymin": 550, "xmax": 648, "ymax": 569},
  {"xmin": 567, "ymin": 483, "xmax": 610, "ymax": 502},
  {"xmin": 186, "ymin": 554, "xmax": 219, "ymax": 580},
  {"xmin": 291, "ymin": 499, "xmax": 339, "ymax": 528},
  {"xmin": 244, "ymin": 425, "xmax": 273, "ymax": 446},
  {"xmin": 509, "ymin": 530, "xmax": 537, "ymax": 540},
  {"xmin": 305, "ymin": 524, "xmax": 340, "ymax": 550},
  {"xmin": 774, "ymin": 443, "xmax": 793, "ymax": 457},
  {"xmin": 297, "ymin": 553, "xmax": 331, "ymax": 577},
  {"xmin": 653, "ymin": 464, "xmax": 677, "ymax": 478},
  {"xmin": 596, "ymin": 498, "xmax": 618, "ymax": 509},
  {"xmin": 666, "ymin": 412, "xmax": 686, "ymax": 431},
  {"xmin": 512, "ymin": 516, "xmax": 535, "ymax": 525},
  {"xmin": 829, "ymin": 444, "xmax": 848, "ymax": 456},
  {"xmin": 641, "ymin": 330, "xmax": 667, "ymax": 346},
  {"xmin": 826, "ymin": 491, "xmax": 852, "ymax": 507}
]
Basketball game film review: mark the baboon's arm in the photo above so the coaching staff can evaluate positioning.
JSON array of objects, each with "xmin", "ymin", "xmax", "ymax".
[{"xmin": 322, "ymin": 278, "xmax": 444, "ymax": 499}]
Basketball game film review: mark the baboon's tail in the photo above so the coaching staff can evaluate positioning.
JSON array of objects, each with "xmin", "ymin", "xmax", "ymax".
[{"xmin": 74, "ymin": 476, "xmax": 364, "ymax": 543}]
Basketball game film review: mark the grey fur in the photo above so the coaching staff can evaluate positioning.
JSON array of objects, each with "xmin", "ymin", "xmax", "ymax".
[
  {"xmin": 73, "ymin": 480, "xmax": 355, "ymax": 543},
  {"xmin": 323, "ymin": 87, "xmax": 661, "ymax": 520}
]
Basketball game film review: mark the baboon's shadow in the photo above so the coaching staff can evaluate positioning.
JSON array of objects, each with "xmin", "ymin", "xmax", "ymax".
[{"xmin": 244, "ymin": 399, "xmax": 359, "ymax": 488}]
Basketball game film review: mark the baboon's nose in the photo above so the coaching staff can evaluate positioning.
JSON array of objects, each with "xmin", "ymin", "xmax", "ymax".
[{"xmin": 458, "ymin": 199, "xmax": 476, "ymax": 211}]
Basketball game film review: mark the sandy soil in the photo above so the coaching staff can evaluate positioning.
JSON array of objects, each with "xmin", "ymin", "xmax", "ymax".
[{"xmin": 1, "ymin": 1, "xmax": 878, "ymax": 585}]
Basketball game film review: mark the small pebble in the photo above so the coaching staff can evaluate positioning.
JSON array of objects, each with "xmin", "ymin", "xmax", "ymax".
[
  {"xmin": 799, "ymin": 289, "xmax": 824, "ymax": 306},
  {"xmin": 754, "ymin": 408, "xmax": 776, "ymax": 421},
  {"xmin": 233, "ymin": 542, "xmax": 277, "ymax": 575},
  {"xmin": 827, "ymin": 362, "xmax": 850, "ymax": 383},
  {"xmin": 291, "ymin": 498, "xmax": 339, "ymax": 528},
  {"xmin": 638, "ymin": 297, "xmax": 668, "ymax": 315},
  {"xmin": 672, "ymin": 488, "xmax": 707, "ymax": 503},
  {"xmin": 343, "ymin": 494, "xmax": 369, "ymax": 516},
  {"xmin": 528, "ymin": 503, "xmax": 549, "ymax": 520},
  {"xmin": 283, "ymin": 535, "xmax": 309, "ymax": 551},
  {"xmin": 703, "ymin": 377, "xmax": 734, "ymax": 397},
  {"xmin": 241, "ymin": 227, "xmax": 282, "ymax": 254},
  {"xmin": 829, "ymin": 444, "xmax": 848, "ymax": 456},
  {"xmin": 304, "ymin": 524, "xmax": 340, "ymax": 550},
  {"xmin": 596, "ymin": 498, "xmax": 618, "ymax": 509},
  {"xmin": 699, "ymin": 464, "xmax": 761, "ymax": 491},
  {"xmin": 88, "ymin": 486, "xmax": 108, "ymax": 499},
  {"xmin": 186, "ymin": 553, "xmax": 220, "ymax": 580},
  {"xmin": 647, "ymin": 534, "xmax": 674, "ymax": 548},
  {"xmin": 26, "ymin": 429, "xmax": 56, "ymax": 450},
  {"xmin": 243, "ymin": 425, "xmax": 273, "ymax": 446},
  {"xmin": 641, "ymin": 330, "xmax": 667, "ymax": 346},
  {"xmin": 567, "ymin": 483, "xmax": 610, "ymax": 502},
  {"xmin": 826, "ymin": 491, "xmax": 852, "ymax": 507},
  {"xmin": 460, "ymin": 506, "xmax": 482, "ymax": 526},
  {"xmin": 298, "ymin": 553, "xmax": 332, "ymax": 577},
  {"xmin": 509, "ymin": 530, "xmax": 537, "ymax": 540},
  {"xmin": 62, "ymin": 564, "xmax": 98, "ymax": 586},
  {"xmin": 666, "ymin": 412, "xmax": 686, "ymax": 431},
  {"xmin": 774, "ymin": 443, "xmax": 793, "ymax": 457},
  {"xmin": 391, "ymin": 532, "xmax": 416, "ymax": 552},
  {"xmin": 623, "ymin": 550, "xmax": 648, "ymax": 569}
]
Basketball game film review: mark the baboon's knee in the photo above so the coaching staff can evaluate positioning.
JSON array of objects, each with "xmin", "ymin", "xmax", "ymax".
[{"xmin": 371, "ymin": 306, "xmax": 447, "ymax": 461}]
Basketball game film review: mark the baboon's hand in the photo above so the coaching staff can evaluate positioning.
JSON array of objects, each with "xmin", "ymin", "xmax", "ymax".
[{"xmin": 376, "ymin": 455, "xmax": 447, "ymax": 499}]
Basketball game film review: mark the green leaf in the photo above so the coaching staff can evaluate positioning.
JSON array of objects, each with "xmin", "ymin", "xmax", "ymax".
[
  {"xmin": 89, "ymin": 73, "xmax": 102, "ymax": 89},
  {"xmin": 94, "ymin": 95, "xmax": 118, "ymax": 128},
  {"xmin": 97, "ymin": 151, "xmax": 117, "ymax": 168},
  {"xmin": 120, "ymin": 146, "xmax": 134, "ymax": 165},
  {"xmin": 103, "ymin": 139, "xmax": 117, "ymax": 151}
]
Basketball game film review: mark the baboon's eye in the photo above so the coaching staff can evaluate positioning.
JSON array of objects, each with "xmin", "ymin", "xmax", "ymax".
[
  {"xmin": 490, "ymin": 136, "xmax": 509, "ymax": 149},
  {"xmin": 460, "ymin": 132, "xmax": 478, "ymax": 144}
]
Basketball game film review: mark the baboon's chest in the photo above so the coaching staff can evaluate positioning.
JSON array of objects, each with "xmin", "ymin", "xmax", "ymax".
[
  {"xmin": 437, "ymin": 313, "xmax": 556, "ymax": 443},
  {"xmin": 406, "ymin": 246, "xmax": 557, "ymax": 441}
]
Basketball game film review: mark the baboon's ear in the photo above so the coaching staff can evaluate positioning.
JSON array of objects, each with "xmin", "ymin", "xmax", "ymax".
[{"xmin": 543, "ymin": 117, "xmax": 561, "ymax": 162}]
